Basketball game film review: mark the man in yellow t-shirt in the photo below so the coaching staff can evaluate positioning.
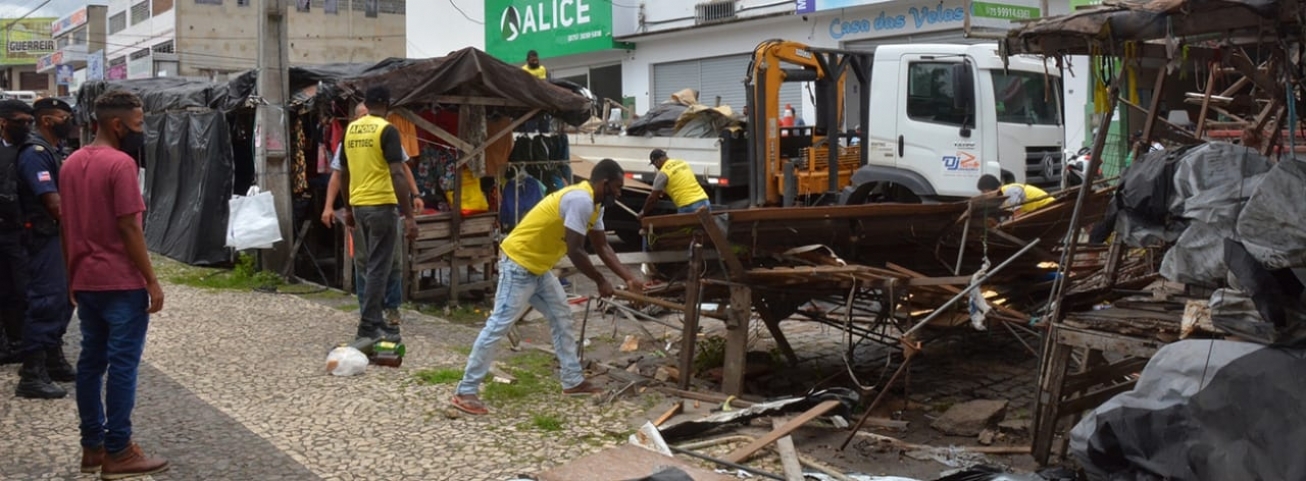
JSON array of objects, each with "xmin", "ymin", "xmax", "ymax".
[
  {"xmin": 522, "ymin": 50, "xmax": 548, "ymax": 80},
  {"xmin": 450, "ymin": 159, "xmax": 646, "ymax": 416},
  {"xmin": 638, "ymin": 148, "xmax": 710, "ymax": 219},
  {"xmin": 338, "ymin": 86, "xmax": 417, "ymax": 342},
  {"xmin": 977, "ymin": 174, "xmax": 1054, "ymax": 217}
]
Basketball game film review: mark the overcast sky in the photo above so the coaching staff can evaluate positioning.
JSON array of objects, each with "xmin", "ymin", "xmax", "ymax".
[{"xmin": 0, "ymin": 0, "xmax": 105, "ymax": 20}]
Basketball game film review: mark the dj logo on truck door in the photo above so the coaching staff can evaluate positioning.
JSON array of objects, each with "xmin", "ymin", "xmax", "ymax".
[{"xmin": 943, "ymin": 151, "xmax": 978, "ymax": 171}]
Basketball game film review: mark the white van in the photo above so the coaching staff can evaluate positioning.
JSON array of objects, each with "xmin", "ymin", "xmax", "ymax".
[{"xmin": 0, "ymin": 91, "xmax": 39, "ymax": 105}]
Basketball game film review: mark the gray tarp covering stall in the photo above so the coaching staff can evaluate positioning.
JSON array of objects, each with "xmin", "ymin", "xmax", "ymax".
[
  {"xmin": 338, "ymin": 47, "xmax": 592, "ymax": 126},
  {"xmin": 1070, "ymin": 340, "xmax": 1306, "ymax": 481}
]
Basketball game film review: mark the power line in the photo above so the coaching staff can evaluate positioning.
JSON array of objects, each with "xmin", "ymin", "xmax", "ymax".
[{"xmin": 447, "ymin": 0, "xmax": 483, "ymax": 25}]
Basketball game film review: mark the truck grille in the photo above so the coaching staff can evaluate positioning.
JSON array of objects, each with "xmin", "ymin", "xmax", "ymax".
[{"xmin": 1025, "ymin": 147, "xmax": 1062, "ymax": 188}]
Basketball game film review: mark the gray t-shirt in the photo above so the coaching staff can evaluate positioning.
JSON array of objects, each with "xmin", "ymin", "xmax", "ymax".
[
  {"xmin": 1001, "ymin": 185, "xmax": 1026, "ymax": 209},
  {"xmin": 559, "ymin": 189, "xmax": 605, "ymax": 235},
  {"xmin": 652, "ymin": 171, "xmax": 669, "ymax": 191}
]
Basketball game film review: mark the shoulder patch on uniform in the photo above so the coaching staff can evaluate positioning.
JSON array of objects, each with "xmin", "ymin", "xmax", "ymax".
[
  {"xmin": 37, "ymin": 171, "xmax": 51, "ymax": 182},
  {"xmin": 33, "ymin": 145, "xmax": 44, "ymax": 152}
]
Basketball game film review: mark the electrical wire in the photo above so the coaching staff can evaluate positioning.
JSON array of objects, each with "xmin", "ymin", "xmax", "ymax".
[{"xmin": 447, "ymin": 0, "xmax": 483, "ymax": 25}]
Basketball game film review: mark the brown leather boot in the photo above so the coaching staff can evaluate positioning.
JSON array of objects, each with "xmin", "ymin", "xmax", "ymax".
[
  {"xmin": 100, "ymin": 443, "xmax": 168, "ymax": 480},
  {"xmin": 81, "ymin": 446, "xmax": 105, "ymax": 473}
]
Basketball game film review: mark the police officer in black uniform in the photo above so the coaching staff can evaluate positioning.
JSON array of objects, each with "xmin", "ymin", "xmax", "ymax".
[
  {"xmin": 0, "ymin": 100, "xmax": 31, "ymax": 367},
  {"xmin": 13, "ymin": 97, "xmax": 77, "ymax": 399}
]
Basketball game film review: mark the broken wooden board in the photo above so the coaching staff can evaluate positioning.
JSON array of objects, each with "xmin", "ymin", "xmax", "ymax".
[
  {"xmin": 723, "ymin": 399, "xmax": 842, "ymax": 464},
  {"xmin": 536, "ymin": 444, "xmax": 734, "ymax": 481}
]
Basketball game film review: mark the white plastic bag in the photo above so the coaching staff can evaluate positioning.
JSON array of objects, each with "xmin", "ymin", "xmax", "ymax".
[
  {"xmin": 226, "ymin": 186, "xmax": 282, "ymax": 250},
  {"xmin": 325, "ymin": 347, "xmax": 368, "ymax": 376}
]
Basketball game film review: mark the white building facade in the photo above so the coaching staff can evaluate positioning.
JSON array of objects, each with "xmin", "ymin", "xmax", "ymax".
[{"xmin": 410, "ymin": 0, "xmax": 1083, "ymax": 145}]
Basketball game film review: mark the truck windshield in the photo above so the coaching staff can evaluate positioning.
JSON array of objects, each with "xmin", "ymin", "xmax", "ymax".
[{"xmin": 992, "ymin": 71, "xmax": 1062, "ymax": 126}]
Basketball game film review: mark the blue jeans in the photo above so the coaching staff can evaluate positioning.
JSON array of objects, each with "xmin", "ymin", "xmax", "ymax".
[
  {"xmin": 74, "ymin": 289, "xmax": 150, "ymax": 453},
  {"xmin": 677, "ymin": 199, "xmax": 711, "ymax": 214},
  {"xmin": 457, "ymin": 257, "xmax": 583, "ymax": 395}
]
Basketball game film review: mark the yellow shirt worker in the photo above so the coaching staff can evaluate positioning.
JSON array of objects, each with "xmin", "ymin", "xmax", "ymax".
[
  {"xmin": 450, "ymin": 159, "xmax": 645, "ymax": 416},
  {"xmin": 977, "ymin": 174, "xmax": 1054, "ymax": 216},
  {"xmin": 639, "ymin": 148, "xmax": 710, "ymax": 219},
  {"xmin": 522, "ymin": 50, "xmax": 548, "ymax": 80}
]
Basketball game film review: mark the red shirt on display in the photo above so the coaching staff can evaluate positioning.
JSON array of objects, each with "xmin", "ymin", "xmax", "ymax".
[{"xmin": 59, "ymin": 145, "xmax": 148, "ymax": 292}]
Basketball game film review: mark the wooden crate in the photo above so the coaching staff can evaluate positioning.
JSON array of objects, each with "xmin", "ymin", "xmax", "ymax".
[{"xmin": 405, "ymin": 212, "xmax": 499, "ymax": 302}]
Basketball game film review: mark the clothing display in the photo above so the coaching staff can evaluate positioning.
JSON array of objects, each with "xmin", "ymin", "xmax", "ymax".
[{"xmin": 385, "ymin": 113, "xmax": 421, "ymax": 159}]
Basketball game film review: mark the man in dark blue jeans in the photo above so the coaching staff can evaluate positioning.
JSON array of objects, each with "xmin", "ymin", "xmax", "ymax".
[{"xmin": 60, "ymin": 90, "xmax": 168, "ymax": 478}]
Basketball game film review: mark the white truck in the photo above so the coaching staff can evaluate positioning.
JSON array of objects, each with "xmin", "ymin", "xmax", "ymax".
[{"xmin": 572, "ymin": 43, "xmax": 1063, "ymax": 238}]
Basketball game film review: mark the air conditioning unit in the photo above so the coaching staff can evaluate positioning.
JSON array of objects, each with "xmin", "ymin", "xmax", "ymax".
[{"xmin": 695, "ymin": 0, "xmax": 737, "ymax": 25}]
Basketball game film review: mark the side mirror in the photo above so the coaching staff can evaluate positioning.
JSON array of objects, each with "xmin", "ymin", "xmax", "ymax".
[{"xmin": 951, "ymin": 62, "xmax": 975, "ymax": 137}]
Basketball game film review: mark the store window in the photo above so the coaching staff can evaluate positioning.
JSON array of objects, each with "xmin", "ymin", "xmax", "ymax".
[
  {"xmin": 72, "ymin": 27, "xmax": 87, "ymax": 46},
  {"xmin": 906, "ymin": 62, "xmax": 969, "ymax": 126},
  {"xmin": 152, "ymin": 40, "xmax": 175, "ymax": 54}
]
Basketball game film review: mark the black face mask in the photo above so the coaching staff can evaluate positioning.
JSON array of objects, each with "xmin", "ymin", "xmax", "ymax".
[
  {"xmin": 4, "ymin": 124, "xmax": 30, "ymax": 143},
  {"xmin": 51, "ymin": 120, "xmax": 74, "ymax": 140},
  {"xmin": 118, "ymin": 127, "xmax": 145, "ymax": 154}
]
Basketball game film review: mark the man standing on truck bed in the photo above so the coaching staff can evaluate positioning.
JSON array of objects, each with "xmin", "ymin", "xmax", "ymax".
[
  {"xmin": 977, "ymin": 174, "xmax": 1054, "ymax": 217},
  {"xmin": 637, "ymin": 149, "xmax": 710, "ymax": 219}
]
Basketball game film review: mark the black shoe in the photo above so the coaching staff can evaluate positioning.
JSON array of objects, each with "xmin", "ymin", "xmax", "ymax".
[
  {"xmin": 15, "ymin": 351, "xmax": 68, "ymax": 399},
  {"xmin": 45, "ymin": 346, "xmax": 75, "ymax": 383}
]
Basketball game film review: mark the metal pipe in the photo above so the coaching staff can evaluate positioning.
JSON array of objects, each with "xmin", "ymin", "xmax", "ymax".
[
  {"xmin": 668, "ymin": 445, "xmax": 786, "ymax": 480},
  {"xmin": 903, "ymin": 238, "xmax": 1042, "ymax": 339}
]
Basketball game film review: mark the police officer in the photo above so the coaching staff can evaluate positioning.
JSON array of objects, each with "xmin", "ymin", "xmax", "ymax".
[
  {"xmin": 0, "ymin": 100, "xmax": 31, "ymax": 367},
  {"xmin": 14, "ymin": 97, "xmax": 77, "ymax": 399}
]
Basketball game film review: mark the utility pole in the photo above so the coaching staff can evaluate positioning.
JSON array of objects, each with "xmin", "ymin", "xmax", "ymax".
[{"xmin": 254, "ymin": 0, "xmax": 293, "ymax": 275}]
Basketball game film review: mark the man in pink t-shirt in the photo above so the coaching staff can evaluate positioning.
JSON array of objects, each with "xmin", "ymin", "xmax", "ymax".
[{"xmin": 59, "ymin": 90, "xmax": 168, "ymax": 478}]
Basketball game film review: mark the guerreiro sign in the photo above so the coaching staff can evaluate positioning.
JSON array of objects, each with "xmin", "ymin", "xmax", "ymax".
[{"xmin": 485, "ymin": 0, "xmax": 630, "ymax": 62}]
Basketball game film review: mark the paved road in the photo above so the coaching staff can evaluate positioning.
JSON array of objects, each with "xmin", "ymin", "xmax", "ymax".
[{"xmin": 0, "ymin": 282, "xmax": 644, "ymax": 481}]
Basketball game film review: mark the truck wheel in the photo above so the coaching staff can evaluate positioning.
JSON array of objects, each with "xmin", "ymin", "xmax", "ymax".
[{"xmin": 844, "ymin": 182, "xmax": 923, "ymax": 204}]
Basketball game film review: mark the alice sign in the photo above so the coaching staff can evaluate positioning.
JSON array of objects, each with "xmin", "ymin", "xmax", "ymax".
[{"xmin": 485, "ymin": 0, "xmax": 632, "ymax": 62}]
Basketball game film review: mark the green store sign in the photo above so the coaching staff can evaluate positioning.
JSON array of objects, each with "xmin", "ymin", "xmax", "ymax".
[{"xmin": 485, "ymin": 0, "xmax": 633, "ymax": 62}]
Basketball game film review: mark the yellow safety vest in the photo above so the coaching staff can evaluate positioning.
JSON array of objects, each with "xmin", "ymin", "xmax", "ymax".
[
  {"xmin": 1003, "ymin": 183, "xmax": 1054, "ymax": 213},
  {"xmin": 522, "ymin": 64, "xmax": 548, "ymax": 80},
  {"xmin": 660, "ymin": 159, "xmax": 709, "ymax": 208},
  {"xmin": 344, "ymin": 115, "xmax": 397, "ymax": 206},
  {"xmin": 501, "ymin": 182, "xmax": 601, "ymax": 275}
]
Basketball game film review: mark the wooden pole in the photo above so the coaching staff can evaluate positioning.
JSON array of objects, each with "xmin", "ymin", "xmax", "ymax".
[
  {"xmin": 678, "ymin": 241, "xmax": 704, "ymax": 390},
  {"xmin": 1194, "ymin": 66, "xmax": 1218, "ymax": 138}
]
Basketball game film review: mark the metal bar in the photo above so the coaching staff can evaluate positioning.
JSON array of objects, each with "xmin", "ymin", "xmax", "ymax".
[
  {"xmin": 668, "ymin": 446, "xmax": 785, "ymax": 480},
  {"xmin": 839, "ymin": 355, "xmax": 912, "ymax": 450},
  {"xmin": 902, "ymin": 239, "xmax": 1042, "ymax": 339}
]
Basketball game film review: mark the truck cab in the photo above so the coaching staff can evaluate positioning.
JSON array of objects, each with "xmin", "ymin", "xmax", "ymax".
[{"xmin": 845, "ymin": 44, "xmax": 1063, "ymax": 203}]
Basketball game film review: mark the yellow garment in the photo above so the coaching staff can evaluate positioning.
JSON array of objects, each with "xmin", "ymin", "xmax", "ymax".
[
  {"xmin": 445, "ymin": 167, "xmax": 489, "ymax": 213},
  {"xmin": 522, "ymin": 64, "xmax": 548, "ymax": 80},
  {"xmin": 344, "ymin": 115, "xmax": 397, "ymax": 206},
  {"xmin": 385, "ymin": 113, "xmax": 420, "ymax": 158},
  {"xmin": 501, "ymin": 182, "xmax": 599, "ymax": 275},
  {"xmin": 1003, "ymin": 183, "xmax": 1054, "ymax": 214},
  {"xmin": 659, "ymin": 159, "xmax": 709, "ymax": 208}
]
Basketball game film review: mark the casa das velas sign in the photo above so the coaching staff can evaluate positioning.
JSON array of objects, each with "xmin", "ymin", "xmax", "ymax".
[{"xmin": 485, "ymin": 0, "xmax": 632, "ymax": 63}]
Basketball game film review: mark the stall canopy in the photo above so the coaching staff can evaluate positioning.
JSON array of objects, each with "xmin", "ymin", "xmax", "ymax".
[
  {"xmin": 340, "ymin": 47, "xmax": 593, "ymax": 126},
  {"xmin": 1004, "ymin": 0, "xmax": 1291, "ymax": 56}
]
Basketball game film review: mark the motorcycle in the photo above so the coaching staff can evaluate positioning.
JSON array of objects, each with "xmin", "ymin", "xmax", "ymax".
[{"xmin": 1062, "ymin": 146, "xmax": 1092, "ymax": 190}]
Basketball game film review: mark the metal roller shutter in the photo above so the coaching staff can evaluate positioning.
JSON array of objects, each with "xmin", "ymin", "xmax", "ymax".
[{"xmin": 652, "ymin": 54, "xmax": 805, "ymax": 118}]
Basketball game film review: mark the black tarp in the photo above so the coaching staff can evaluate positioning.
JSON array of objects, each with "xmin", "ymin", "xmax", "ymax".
[
  {"xmin": 1070, "ymin": 340, "xmax": 1306, "ymax": 481},
  {"xmin": 141, "ymin": 111, "xmax": 235, "ymax": 266},
  {"xmin": 74, "ymin": 74, "xmax": 255, "ymax": 125},
  {"xmin": 340, "ymin": 47, "xmax": 592, "ymax": 125}
]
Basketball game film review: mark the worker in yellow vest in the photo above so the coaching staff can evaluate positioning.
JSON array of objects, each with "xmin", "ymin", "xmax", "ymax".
[
  {"xmin": 450, "ymin": 159, "xmax": 646, "ymax": 416},
  {"xmin": 522, "ymin": 50, "xmax": 548, "ymax": 80},
  {"xmin": 638, "ymin": 149, "xmax": 710, "ymax": 219},
  {"xmin": 338, "ymin": 86, "xmax": 418, "ymax": 343},
  {"xmin": 977, "ymin": 174, "xmax": 1054, "ymax": 217}
]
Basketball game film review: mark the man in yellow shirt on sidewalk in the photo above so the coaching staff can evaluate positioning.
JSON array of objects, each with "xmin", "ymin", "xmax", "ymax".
[
  {"xmin": 638, "ymin": 149, "xmax": 710, "ymax": 219},
  {"xmin": 450, "ymin": 159, "xmax": 645, "ymax": 416}
]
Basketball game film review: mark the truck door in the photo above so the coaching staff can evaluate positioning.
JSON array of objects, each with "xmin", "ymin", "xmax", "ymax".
[{"xmin": 897, "ymin": 55, "xmax": 981, "ymax": 197}]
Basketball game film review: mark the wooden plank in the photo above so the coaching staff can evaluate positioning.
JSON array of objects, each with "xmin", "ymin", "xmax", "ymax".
[
  {"xmin": 679, "ymin": 243, "xmax": 704, "ymax": 390},
  {"xmin": 410, "ymin": 280, "xmax": 497, "ymax": 300},
  {"xmin": 723, "ymin": 400, "xmax": 842, "ymax": 464},
  {"xmin": 1194, "ymin": 67, "xmax": 1218, "ymax": 137},
  {"xmin": 906, "ymin": 276, "xmax": 975, "ymax": 287},
  {"xmin": 652, "ymin": 401, "xmax": 683, "ymax": 427},
  {"xmin": 697, "ymin": 208, "xmax": 745, "ymax": 276},
  {"xmin": 454, "ymin": 108, "xmax": 541, "ymax": 170},
  {"xmin": 434, "ymin": 95, "xmax": 529, "ymax": 108},
  {"xmin": 722, "ymin": 285, "xmax": 751, "ymax": 397},
  {"xmin": 773, "ymin": 419, "xmax": 805, "ymax": 481},
  {"xmin": 537, "ymin": 445, "xmax": 733, "ymax": 481},
  {"xmin": 886, "ymin": 262, "xmax": 1029, "ymax": 320},
  {"xmin": 396, "ymin": 108, "xmax": 472, "ymax": 152},
  {"xmin": 554, "ymin": 249, "xmax": 716, "ymax": 270}
]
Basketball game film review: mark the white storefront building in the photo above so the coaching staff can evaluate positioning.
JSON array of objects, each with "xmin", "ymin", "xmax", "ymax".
[{"xmin": 409, "ymin": 0, "xmax": 1084, "ymax": 147}]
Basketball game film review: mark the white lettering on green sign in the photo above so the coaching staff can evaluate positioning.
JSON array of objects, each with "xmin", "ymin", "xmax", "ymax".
[
  {"xmin": 971, "ymin": 1, "xmax": 1040, "ymax": 20},
  {"xmin": 500, "ymin": 0, "xmax": 592, "ymax": 42}
]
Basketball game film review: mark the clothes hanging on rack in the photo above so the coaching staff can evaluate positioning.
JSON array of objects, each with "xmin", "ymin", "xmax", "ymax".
[
  {"xmin": 292, "ymin": 117, "xmax": 309, "ymax": 195},
  {"xmin": 485, "ymin": 116, "xmax": 514, "ymax": 175},
  {"xmin": 386, "ymin": 113, "xmax": 421, "ymax": 158}
]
